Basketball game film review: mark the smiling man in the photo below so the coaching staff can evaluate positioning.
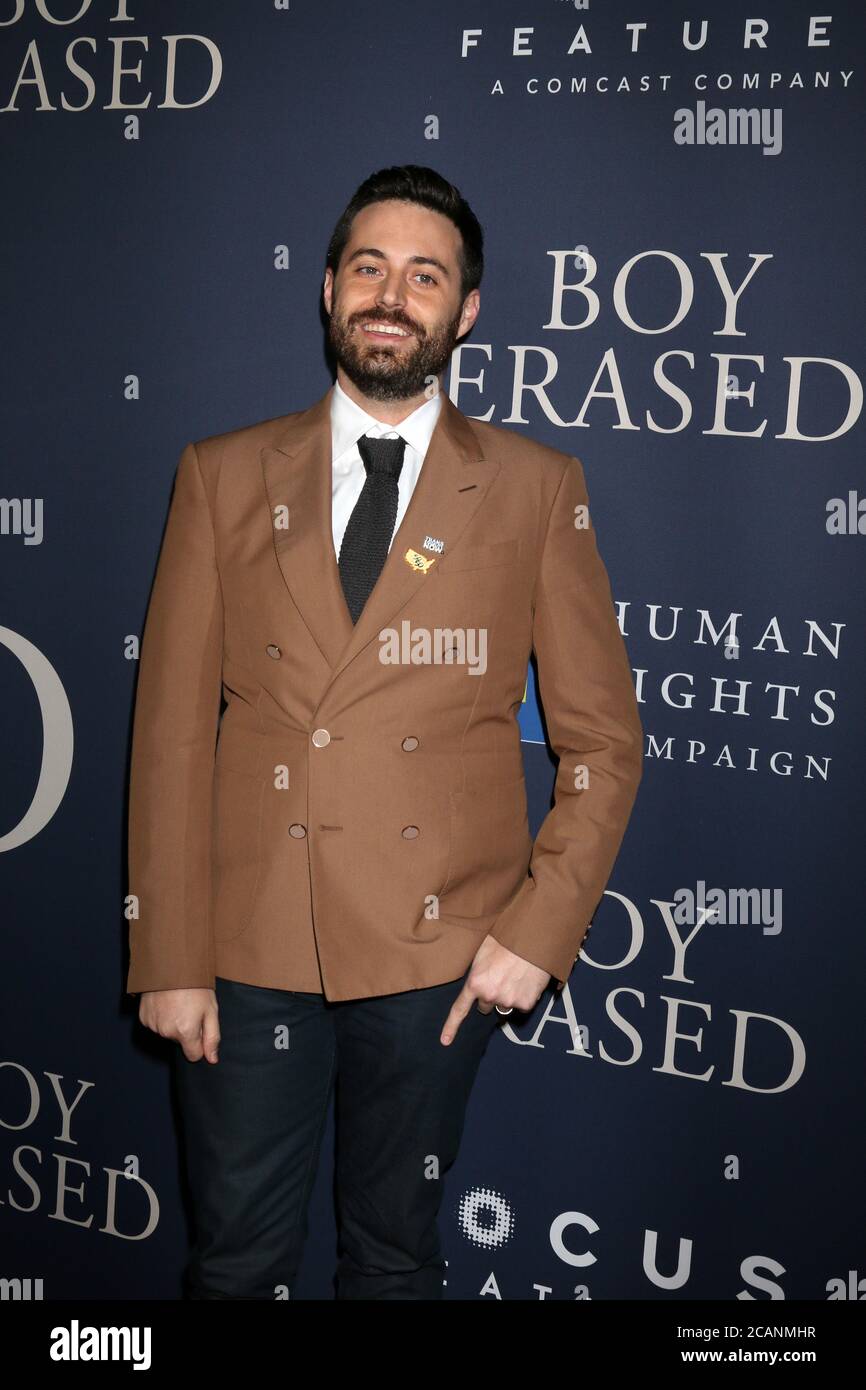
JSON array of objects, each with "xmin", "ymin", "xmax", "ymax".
[
  {"xmin": 127, "ymin": 164, "xmax": 643, "ymax": 1300},
  {"xmin": 324, "ymin": 199, "xmax": 468, "ymax": 409}
]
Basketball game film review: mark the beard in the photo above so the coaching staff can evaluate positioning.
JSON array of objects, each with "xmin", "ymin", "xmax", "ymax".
[{"xmin": 327, "ymin": 295, "xmax": 464, "ymax": 402}]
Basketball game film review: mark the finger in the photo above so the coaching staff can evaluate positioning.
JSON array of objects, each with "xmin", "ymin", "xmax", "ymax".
[
  {"xmin": 181, "ymin": 1035, "xmax": 204, "ymax": 1062},
  {"xmin": 202, "ymin": 1008, "xmax": 221, "ymax": 1064},
  {"xmin": 440, "ymin": 981, "xmax": 478, "ymax": 1046},
  {"xmin": 475, "ymin": 999, "xmax": 495, "ymax": 1015},
  {"xmin": 179, "ymin": 1018, "xmax": 208, "ymax": 1063}
]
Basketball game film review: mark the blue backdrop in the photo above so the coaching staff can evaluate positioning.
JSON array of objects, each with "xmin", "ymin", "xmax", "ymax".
[{"xmin": 1, "ymin": 0, "xmax": 864, "ymax": 1302}]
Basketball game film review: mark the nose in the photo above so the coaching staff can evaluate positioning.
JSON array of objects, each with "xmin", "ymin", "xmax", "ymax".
[{"xmin": 375, "ymin": 267, "xmax": 406, "ymax": 313}]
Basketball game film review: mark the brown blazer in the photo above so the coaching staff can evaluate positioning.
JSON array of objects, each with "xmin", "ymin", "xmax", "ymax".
[{"xmin": 126, "ymin": 385, "xmax": 643, "ymax": 1000}]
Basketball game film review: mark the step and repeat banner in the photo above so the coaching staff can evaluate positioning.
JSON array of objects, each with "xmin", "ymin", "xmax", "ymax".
[{"xmin": 1, "ymin": 1, "xmax": 864, "ymax": 1302}]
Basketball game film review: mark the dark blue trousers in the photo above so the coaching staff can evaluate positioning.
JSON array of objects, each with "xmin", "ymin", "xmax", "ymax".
[{"xmin": 171, "ymin": 970, "xmax": 501, "ymax": 1299}]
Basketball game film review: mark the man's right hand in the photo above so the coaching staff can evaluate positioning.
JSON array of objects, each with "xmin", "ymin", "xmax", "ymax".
[{"xmin": 138, "ymin": 988, "xmax": 220, "ymax": 1063}]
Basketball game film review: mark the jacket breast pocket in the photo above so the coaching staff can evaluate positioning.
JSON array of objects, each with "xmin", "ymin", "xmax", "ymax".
[
  {"xmin": 439, "ymin": 774, "xmax": 532, "ymax": 918},
  {"xmin": 437, "ymin": 538, "xmax": 521, "ymax": 573},
  {"xmin": 211, "ymin": 769, "xmax": 264, "ymax": 941}
]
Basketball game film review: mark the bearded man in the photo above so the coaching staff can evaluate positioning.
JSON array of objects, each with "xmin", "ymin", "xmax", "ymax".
[{"xmin": 126, "ymin": 164, "xmax": 643, "ymax": 1300}]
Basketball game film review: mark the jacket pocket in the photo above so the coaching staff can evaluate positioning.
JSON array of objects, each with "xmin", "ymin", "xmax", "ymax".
[
  {"xmin": 439, "ymin": 774, "xmax": 532, "ymax": 917},
  {"xmin": 211, "ymin": 769, "xmax": 264, "ymax": 941},
  {"xmin": 437, "ymin": 538, "xmax": 522, "ymax": 573}
]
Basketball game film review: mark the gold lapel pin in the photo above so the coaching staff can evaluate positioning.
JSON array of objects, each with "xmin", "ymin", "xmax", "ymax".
[{"xmin": 404, "ymin": 547, "xmax": 437, "ymax": 573}]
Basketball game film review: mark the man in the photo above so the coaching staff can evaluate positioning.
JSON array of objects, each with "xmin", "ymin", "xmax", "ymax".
[{"xmin": 127, "ymin": 164, "xmax": 643, "ymax": 1300}]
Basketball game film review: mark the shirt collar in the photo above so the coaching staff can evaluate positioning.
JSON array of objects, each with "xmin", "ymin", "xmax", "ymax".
[{"xmin": 330, "ymin": 377, "xmax": 443, "ymax": 463}]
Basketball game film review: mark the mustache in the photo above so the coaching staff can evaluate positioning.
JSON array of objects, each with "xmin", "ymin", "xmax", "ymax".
[{"xmin": 349, "ymin": 311, "xmax": 422, "ymax": 337}]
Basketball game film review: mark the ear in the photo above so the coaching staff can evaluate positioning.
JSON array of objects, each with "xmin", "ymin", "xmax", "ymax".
[
  {"xmin": 456, "ymin": 288, "xmax": 480, "ymax": 340},
  {"xmin": 322, "ymin": 267, "xmax": 333, "ymax": 314}
]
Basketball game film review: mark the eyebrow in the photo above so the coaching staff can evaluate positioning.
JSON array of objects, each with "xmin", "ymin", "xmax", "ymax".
[{"xmin": 345, "ymin": 246, "xmax": 451, "ymax": 279}]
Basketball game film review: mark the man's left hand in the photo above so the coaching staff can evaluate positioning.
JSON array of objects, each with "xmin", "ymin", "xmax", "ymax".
[{"xmin": 439, "ymin": 936, "xmax": 551, "ymax": 1046}]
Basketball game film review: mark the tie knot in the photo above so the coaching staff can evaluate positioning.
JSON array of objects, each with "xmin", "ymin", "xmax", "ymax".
[{"xmin": 357, "ymin": 433, "xmax": 405, "ymax": 479}]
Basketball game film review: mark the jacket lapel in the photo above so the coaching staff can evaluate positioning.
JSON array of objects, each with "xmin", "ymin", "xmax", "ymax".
[
  {"xmin": 261, "ymin": 389, "xmax": 353, "ymax": 671},
  {"xmin": 260, "ymin": 384, "xmax": 501, "ymax": 683}
]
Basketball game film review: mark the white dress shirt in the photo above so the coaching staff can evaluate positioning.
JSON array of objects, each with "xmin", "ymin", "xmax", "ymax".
[{"xmin": 330, "ymin": 377, "xmax": 443, "ymax": 561}]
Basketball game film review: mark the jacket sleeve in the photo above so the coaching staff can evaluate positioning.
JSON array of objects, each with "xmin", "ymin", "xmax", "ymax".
[
  {"xmin": 488, "ymin": 455, "xmax": 643, "ymax": 984},
  {"xmin": 126, "ymin": 441, "xmax": 223, "ymax": 994}
]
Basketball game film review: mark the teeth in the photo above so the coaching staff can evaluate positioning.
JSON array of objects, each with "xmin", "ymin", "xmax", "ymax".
[{"xmin": 362, "ymin": 323, "xmax": 408, "ymax": 336}]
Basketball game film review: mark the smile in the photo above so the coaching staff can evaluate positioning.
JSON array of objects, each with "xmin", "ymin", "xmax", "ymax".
[{"xmin": 360, "ymin": 322, "xmax": 412, "ymax": 340}]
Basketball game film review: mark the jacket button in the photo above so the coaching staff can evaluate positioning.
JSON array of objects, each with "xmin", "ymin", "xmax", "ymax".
[
  {"xmin": 288, "ymin": 823, "xmax": 307, "ymax": 838},
  {"xmin": 401, "ymin": 825, "xmax": 419, "ymax": 839},
  {"xmin": 311, "ymin": 728, "xmax": 330, "ymax": 747},
  {"xmin": 401, "ymin": 735, "xmax": 419, "ymax": 751},
  {"xmin": 266, "ymin": 644, "xmax": 281, "ymax": 659}
]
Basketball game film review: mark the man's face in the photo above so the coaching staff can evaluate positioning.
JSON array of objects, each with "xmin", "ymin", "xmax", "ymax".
[{"xmin": 323, "ymin": 199, "xmax": 479, "ymax": 403}]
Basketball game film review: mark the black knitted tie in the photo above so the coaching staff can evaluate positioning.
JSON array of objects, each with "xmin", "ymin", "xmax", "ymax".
[{"xmin": 338, "ymin": 433, "xmax": 406, "ymax": 624}]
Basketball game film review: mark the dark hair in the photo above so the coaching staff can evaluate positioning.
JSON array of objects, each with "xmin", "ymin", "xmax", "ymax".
[{"xmin": 325, "ymin": 164, "xmax": 484, "ymax": 303}]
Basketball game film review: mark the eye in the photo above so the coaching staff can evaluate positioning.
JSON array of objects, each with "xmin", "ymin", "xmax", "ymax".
[
  {"xmin": 416, "ymin": 273, "xmax": 437, "ymax": 285},
  {"xmin": 357, "ymin": 265, "xmax": 380, "ymax": 276}
]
